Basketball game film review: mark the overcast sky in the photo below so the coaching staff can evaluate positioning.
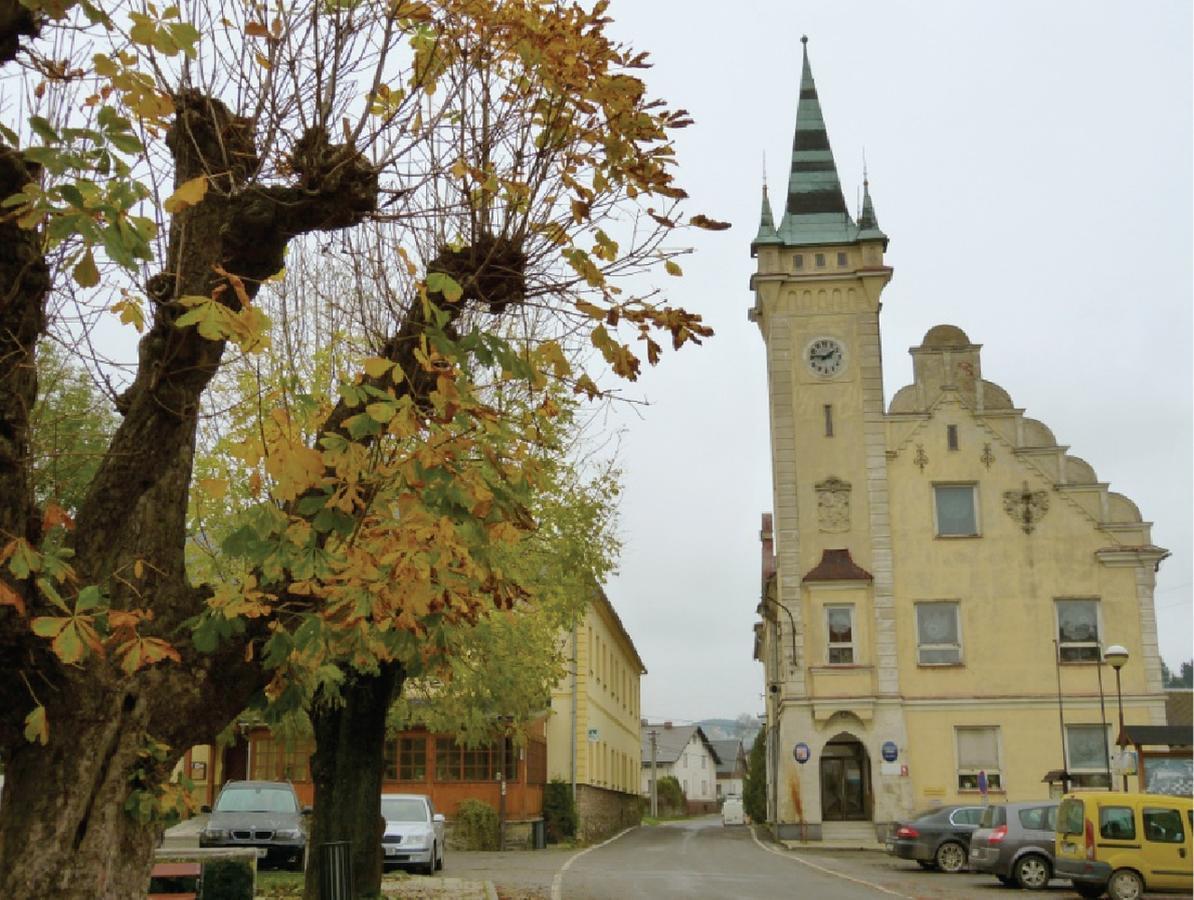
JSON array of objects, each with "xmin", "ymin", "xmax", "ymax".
[{"xmin": 598, "ymin": 1, "xmax": 1193, "ymax": 725}]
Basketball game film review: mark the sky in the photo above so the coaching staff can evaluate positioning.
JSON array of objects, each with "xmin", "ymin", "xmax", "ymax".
[{"xmin": 597, "ymin": 1, "xmax": 1194, "ymax": 725}]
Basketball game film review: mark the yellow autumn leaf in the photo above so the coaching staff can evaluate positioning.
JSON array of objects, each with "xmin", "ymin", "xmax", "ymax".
[
  {"xmin": 197, "ymin": 477, "xmax": 228, "ymax": 498},
  {"xmin": 664, "ymin": 259, "xmax": 683, "ymax": 277},
  {"xmin": 163, "ymin": 175, "xmax": 208, "ymax": 214},
  {"xmin": 73, "ymin": 249, "xmax": 100, "ymax": 287},
  {"xmin": 24, "ymin": 705, "xmax": 48, "ymax": 745},
  {"xmin": 362, "ymin": 357, "xmax": 396, "ymax": 379}
]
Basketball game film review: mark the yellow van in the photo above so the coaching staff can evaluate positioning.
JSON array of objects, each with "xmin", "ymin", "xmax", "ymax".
[{"xmin": 1054, "ymin": 791, "xmax": 1192, "ymax": 900}]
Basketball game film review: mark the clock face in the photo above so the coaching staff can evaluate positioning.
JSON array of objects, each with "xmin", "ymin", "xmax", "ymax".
[{"xmin": 806, "ymin": 337, "xmax": 845, "ymax": 377}]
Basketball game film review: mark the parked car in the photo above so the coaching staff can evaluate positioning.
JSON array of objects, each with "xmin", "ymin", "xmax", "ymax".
[
  {"xmin": 721, "ymin": 796, "xmax": 745, "ymax": 826},
  {"xmin": 198, "ymin": 780, "xmax": 308, "ymax": 870},
  {"xmin": 969, "ymin": 800, "xmax": 1059, "ymax": 890},
  {"xmin": 380, "ymin": 793, "xmax": 445, "ymax": 875},
  {"xmin": 1055, "ymin": 790, "xmax": 1193, "ymax": 899},
  {"xmin": 885, "ymin": 804, "xmax": 985, "ymax": 873}
]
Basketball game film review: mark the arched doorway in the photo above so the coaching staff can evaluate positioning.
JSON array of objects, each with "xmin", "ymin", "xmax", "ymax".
[{"xmin": 820, "ymin": 734, "xmax": 871, "ymax": 821}]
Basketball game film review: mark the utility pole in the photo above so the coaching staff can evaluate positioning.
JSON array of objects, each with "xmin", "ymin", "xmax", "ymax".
[{"xmin": 649, "ymin": 729, "xmax": 658, "ymax": 817}]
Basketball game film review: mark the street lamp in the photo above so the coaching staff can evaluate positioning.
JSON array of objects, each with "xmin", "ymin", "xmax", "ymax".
[{"xmin": 1105, "ymin": 645, "xmax": 1129, "ymax": 791}]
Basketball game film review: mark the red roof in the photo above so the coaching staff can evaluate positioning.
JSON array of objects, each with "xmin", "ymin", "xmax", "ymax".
[{"xmin": 802, "ymin": 549, "xmax": 872, "ymax": 583}]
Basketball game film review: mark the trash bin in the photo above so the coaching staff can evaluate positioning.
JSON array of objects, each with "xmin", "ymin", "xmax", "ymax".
[
  {"xmin": 532, "ymin": 819, "xmax": 546, "ymax": 850},
  {"xmin": 319, "ymin": 841, "xmax": 353, "ymax": 900}
]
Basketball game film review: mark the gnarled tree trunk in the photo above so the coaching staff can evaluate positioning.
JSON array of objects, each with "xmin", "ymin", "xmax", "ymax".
[{"xmin": 304, "ymin": 662, "xmax": 405, "ymax": 900}]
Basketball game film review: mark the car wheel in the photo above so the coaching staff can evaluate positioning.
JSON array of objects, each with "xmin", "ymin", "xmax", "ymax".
[
  {"xmin": 934, "ymin": 841, "xmax": 967, "ymax": 874},
  {"xmin": 1106, "ymin": 869, "xmax": 1144, "ymax": 900},
  {"xmin": 435, "ymin": 845, "xmax": 444, "ymax": 871},
  {"xmin": 420, "ymin": 844, "xmax": 436, "ymax": 876},
  {"xmin": 1013, "ymin": 853, "xmax": 1050, "ymax": 890}
]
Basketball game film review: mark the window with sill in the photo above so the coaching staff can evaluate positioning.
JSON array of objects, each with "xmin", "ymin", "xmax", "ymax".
[
  {"xmin": 826, "ymin": 605, "xmax": 855, "ymax": 664},
  {"xmin": 1056, "ymin": 599, "xmax": 1101, "ymax": 662},
  {"xmin": 916, "ymin": 601, "xmax": 961, "ymax": 664},
  {"xmin": 934, "ymin": 483, "xmax": 979, "ymax": 536},
  {"xmin": 836, "ymin": 251, "xmax": 847, "ymax": 267},
  {"xmin": 1066, "ymin": 724, "xmax": 1111, "ymax": 789},
  {"xmin": 384, "ymin": 736, "xmax": 428, "ymax": 781},
  {"xmin": 815, "ymin": 252, "xmax": 826, "ymax": 268},
  {"xmin": 956, "ymin": 726, "xmax": 1002, "ymax": 791},
  {"xmin": 794, "ymin": 253, "xmax": 804, "ymax": 270}
]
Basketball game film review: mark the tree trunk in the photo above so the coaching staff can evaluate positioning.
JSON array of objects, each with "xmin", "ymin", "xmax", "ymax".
[
  {"xmin": 304, "ymin": 662, "xmax": 405, "ymax": 900},
  {"xmin": 0, "ymin": 688, "xmax": 171, "ymax": 898}
]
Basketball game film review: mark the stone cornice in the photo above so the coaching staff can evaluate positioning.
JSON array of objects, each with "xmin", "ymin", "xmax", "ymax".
[{"xmin": 1095, "ymin": 546, "xmax": 1170, "ymax": 569}]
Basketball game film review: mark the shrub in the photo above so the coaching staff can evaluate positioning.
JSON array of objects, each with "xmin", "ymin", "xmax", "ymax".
[
  {"xmin": 543, "ymin": 778, "xmax": 577, "ymax": 843},
  {"xmin": 655, "ymin": 775, "xmax": 685, "ymax": 816},
  {"xmin": 743, "ymin": 723, "xmax": 767, "ymax": 824},
  {"xmin": 454, "ymin": 799, "xmax": 500, "ymax": 850},
  {"xmin": 200, "ymin": 859, "xmax": 253, "ymax": 900}
]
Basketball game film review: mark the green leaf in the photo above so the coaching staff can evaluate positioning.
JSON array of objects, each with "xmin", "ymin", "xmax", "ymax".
[
  {"xmin": 28, "ymin": 116, "xmax": 59, "ymax": 144},
  {"xmin": 295, "ymin": 493, "xmax": 329, "ymax": 516},
  {"xmin": 344, "ymin": 413, "xmax": 381, "ymax": 440},
  {"xmin": 73, "ymin": 249, "xmax": 100, "ymax": 288},
  {"xmin": 75, "ymin": 584, "xmax": 103, "ymax": 612},
  {"xmin": 107, "ymin": 131, "xmax": 144, "ymax": 155},
  {"xmin": 426, "ymin": 271, "xmax": 464, "ymax": 302}
]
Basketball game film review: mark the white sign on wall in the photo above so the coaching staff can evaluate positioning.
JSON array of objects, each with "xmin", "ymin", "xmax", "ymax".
[{"xmin": 587, "ymin": 727, "xmax": 600, "ymax": 742}]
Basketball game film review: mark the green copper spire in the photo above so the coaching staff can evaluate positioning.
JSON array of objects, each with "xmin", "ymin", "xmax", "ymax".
[
  {"xmin": 777, "ymin": 36, "xmax": 856, "ymax": 246},
  {"xmin": 752, "ymin": 180, "xmax": 781, "ymax": 250},
  {"xmin": 856, "ymin": 173, "xmax": 887, "ymax": 247}
]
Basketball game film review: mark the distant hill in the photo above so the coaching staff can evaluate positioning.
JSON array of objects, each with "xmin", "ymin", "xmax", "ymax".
[{"xmin": 697, "ymin": 716, "xmax": 762, "ymax": 748}]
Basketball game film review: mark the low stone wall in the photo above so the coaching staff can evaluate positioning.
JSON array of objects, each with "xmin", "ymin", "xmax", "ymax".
[
  {"xmin": 685, "ymin": 799, "xmax": 719, "ymax": 816},
  {"xmin": 576, "ymin": 784, "xmax": 640, "ymax": 843},
  {"xmin": 443, "ymin": 818, "xmax": 541, "ymax": 851}
]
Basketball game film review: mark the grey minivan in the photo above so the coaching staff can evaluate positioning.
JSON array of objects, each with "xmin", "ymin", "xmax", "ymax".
[{"xmin": 969, "ymin": 800, "xmax": 1059, "ymax": 890}]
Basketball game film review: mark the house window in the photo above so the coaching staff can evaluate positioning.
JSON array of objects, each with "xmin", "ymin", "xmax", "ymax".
[
  {"xmin": 251, "ymin": 737, "xmax": 313, "ymax": 782},
  {"xmin": 384, "ymin": 736, "xmax": 427, "ymax": 781},
  {"xmin": 836, "ymin": 251, "xmax": 847, "ymax": 267},
  {"xmin": 826, "ymin": 605, "xmax": 855, "ymax": 664},
  {"xmin": 956, "ymin": 726, "xmax": 1002, "ymax": 791},
  {"xmin": 934, "ymin": 483, "xmax": 979, "ymax": 536},
  {"xmin": 947, "ymin": 424, "xmax": 959, "ymax": 451},
  {"xmin": 1066, "ymin": 724, "xmax": 1111, "ymax": 789},
  {"xmin": 1057, "ymin": 599, "xmax": 1100, "ymax": 662},
  {"xmin": 916, "ymin": 601, "xmax": 961, "ymax": 664},
  {"xmin": 435, "ymin": 738, "xmax": 464, "ymax": 781},
  {"xmin": 794, "ymin": 254, "xmax": 804, "ymax": 270},
  {"xmin": 823, "ymin": 404, "xmax": 834, "ymax": 437},
  {"xmin": 815, "ymin": 252, "xmax": 826, "ymax": 268}
]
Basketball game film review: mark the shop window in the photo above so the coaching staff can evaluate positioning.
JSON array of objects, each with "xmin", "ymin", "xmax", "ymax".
[
  {"xmin": 916, "ymin": 601, "xmax": 961, "ymax": 664},
  {"xmin": 934, "ymin": 483, "xmax": 979, "ymax": 536},
  {"xmin": 956, "ymin": 726, "xmax": 1002, "ymax": 791}
]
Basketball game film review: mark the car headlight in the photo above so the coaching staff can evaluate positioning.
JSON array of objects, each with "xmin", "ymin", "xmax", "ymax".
[
  {"xmin": 202, "ymin": 828, "xmax": 228, "ymax": 841},
  {"xmin": 275, "ymin": 828, "xmax": 303, "ymax": 840}
]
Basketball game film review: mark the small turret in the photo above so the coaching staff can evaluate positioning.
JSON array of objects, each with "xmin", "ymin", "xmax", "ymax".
[
  {"xmin": 856, "ymin": 174, "xmax": 888, "ymax": 249},
  {"xmin": 752, "ymin": 180, "xmax": 782, "ymax": 255}
]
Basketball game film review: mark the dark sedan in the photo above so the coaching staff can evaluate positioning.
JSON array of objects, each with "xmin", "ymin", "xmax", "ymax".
[{"xmin": 886, "ymin": 804, "xmax": 986, "ymax": 873}]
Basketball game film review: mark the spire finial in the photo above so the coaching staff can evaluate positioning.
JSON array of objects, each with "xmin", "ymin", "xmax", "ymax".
[
  {"xmin": 862, "ymin": 147, "xmax": 869, "ymax": 188},
  {"xmin": 801, "ymin": 34, "xmax": 808, "ymax": 46}
]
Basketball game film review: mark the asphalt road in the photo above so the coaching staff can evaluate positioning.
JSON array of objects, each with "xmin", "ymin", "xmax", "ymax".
[{"xmin": 442, "ymin": 816, "xmax": 1175, "ymax": 900}]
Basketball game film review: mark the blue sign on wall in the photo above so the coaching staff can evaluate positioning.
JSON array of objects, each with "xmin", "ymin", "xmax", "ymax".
[
  {"xmin": 794, "ymin": 742, "xmax": 811, "ymax": 764},
  {"xmin": 881, "ymin": 741, "xmax": 898, "ymax": 762}
]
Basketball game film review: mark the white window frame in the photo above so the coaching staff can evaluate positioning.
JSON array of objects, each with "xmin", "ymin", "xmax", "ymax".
[
  {"xmin": 955, "ymin": 726, "xmax": 1003, "ymax": 792},
  {"xmin": 1055, "ymin": 598, "xmax": 1102, "ymax": 663},
  {"xmin": 825, "ymin": 604, "xmax": 856, "ymax": 665},
  {"xmin": 933, "ymin": 482, "xmax": 980, "ymax": 537},
  {"xmin": 1066, "ymin": 723, "xmax": 1112, "ymax": 789},
  {"xmin": 916, "ymin": 601, "xmax": 963, "ymax": 665}
]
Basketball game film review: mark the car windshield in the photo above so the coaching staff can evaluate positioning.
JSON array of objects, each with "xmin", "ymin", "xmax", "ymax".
[
  {"xmin": 215, "ymin": 786, "xmax": 297, "ymax": 814},
  {"xmin": 381, "ymin": 798, "xmax": 429, "ymax": 823}
]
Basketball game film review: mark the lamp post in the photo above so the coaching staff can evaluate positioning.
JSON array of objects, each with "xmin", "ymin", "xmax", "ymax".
[{"xmin": 1105, "ymin": 645, "xmax": 1129, "ymax": 791}]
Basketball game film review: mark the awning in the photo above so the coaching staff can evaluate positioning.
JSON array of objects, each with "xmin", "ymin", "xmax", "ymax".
[{"xmin": 1119, "ymin": 725, "xmax": 1194, "ymax": 748}]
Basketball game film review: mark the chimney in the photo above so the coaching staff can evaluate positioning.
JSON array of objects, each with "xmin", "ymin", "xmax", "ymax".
[{"xmin": 760, "ymin": 513, "xmax": 776, "ymax": 584}]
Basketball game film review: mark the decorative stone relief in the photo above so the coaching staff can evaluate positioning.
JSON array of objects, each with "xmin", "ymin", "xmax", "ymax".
[
  {"xmin": 913, "ymin": 444, "xmax": 929, "ymax": 473},
  {"xmin": 1003, "ymin": 481, "xmax": 1049, "ymax": 534},
  {"xmin": 815, "ymin": 477, "xmax": 852, "ymax": 533},
  {"xmin": 981, "ymin": 443, "xmax": 995, "ymax": 470}
]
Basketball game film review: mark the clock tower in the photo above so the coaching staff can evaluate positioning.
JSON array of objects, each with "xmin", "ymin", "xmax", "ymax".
[{"xmin": 750, "ymin": 37, "xmax": 910, "ymax": 837}]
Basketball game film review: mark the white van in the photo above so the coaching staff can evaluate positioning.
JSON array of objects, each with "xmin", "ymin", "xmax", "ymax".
[{"xmin": 722, "ymin": 796, "xmax": 745, "ymax": 826}]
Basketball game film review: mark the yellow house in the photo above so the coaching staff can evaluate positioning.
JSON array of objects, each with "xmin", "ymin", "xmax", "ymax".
[
  {"xmin": 547, "ymin": 589, "xmax": 646, "ymax": 841},
  {"xmin": 751, "ymin": 40, "xmax": 1170, "ymax": 842}
]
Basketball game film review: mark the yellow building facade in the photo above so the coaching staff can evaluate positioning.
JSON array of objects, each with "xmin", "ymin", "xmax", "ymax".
[
  {"xmin": 547, "ymin": 590, "xmax": 646, "ymax": 840},
  {"xmin": 752, "ymin": 41, "xmax": 1169, "ymax": 841}
]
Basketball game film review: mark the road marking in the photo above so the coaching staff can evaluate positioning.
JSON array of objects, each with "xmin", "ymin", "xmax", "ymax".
[
  {"xmin": 748, "ymin": 824, "xmax": 915, "ymax": 899},
  {"xmin": 550, "ymin": 824, "xmax": 637, "ymax": 900}
]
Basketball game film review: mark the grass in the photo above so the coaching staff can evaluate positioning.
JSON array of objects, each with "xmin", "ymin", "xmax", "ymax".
[{"xmin": 256, "ymin": 870, "xmax": 305, "ymax": 896}]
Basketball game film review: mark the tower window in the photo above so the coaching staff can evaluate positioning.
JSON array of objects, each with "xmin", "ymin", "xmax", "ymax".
[
  {"xmin": 823, "ymin": 404, "xmax": 834, "ymax": 437},
  {"xmin": 794, "ymin": 254, "xmax": 804, "ymax": 270},
  {"xmin": 815, "ymin": 253, "xmax": 826, "ymax": 268},
  {"xmin": 947, "ymin": 425, "xmax": 959, "ymax": 451},
  {"xmin": 837, "ymin": 252, "xmax": 848, "ymax": 267}
]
